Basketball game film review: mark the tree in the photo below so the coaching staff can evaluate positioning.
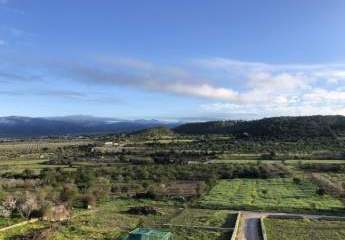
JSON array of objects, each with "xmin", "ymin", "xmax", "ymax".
[
  {"xmin": 22, "ymin": 169, "xmax": 34, "ymax": 179},
  {"xmin": 60, "ymin": 184, "xmax": 79, "ymax": 206},
  {"xmin": 293, "ymin": 177, "xmax": 302, "ymax": 185},
  {"xmin": 16, "ymin": 192, "xmax": 39, "ymax": 218},
  {"xmin": 80, "ymin": 194, "xmax": 96, "ymax": 209},
  {"xmin": 316, "ymin": 187, "xmax": 326, "ymax": 196},
  {"xmin": 88, "ymin": 177, "xmax": 111, "ymax": 200}
]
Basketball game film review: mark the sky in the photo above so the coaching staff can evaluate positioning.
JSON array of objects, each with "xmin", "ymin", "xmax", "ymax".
[{"xmin": 1, "ymin": 0, "xmax": 345, "ymax": 120}]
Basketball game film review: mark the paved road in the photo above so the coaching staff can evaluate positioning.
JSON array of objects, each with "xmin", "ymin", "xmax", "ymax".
[
  {"xmin": 245, "ymin": 217, "xmax": 261, "ymax": 240},
  {"xmin": 237, "ymin": 212, "xmax": 265, "ymax": 240},
  {"xmin": 236, "ymin": 211, "xmax": 345, "ymax": 240}
]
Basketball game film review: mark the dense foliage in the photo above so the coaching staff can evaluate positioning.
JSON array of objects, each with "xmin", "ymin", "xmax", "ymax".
[{"xmin": 175, "ymin": 115, "xmax": 345, "ymax": 140}]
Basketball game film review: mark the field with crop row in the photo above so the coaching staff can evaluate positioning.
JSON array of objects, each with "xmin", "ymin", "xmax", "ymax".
[
  {"xmin": 199, "ymin": 178, "xmax": 344, "ymax": 212},
  {"xmin": 264, "ymin": 218, "xmax": 345, "ymax": 240}
]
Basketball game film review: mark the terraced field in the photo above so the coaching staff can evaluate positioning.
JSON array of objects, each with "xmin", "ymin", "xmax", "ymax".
[
  {"xmin": 264, "ymin": 218, "xmax": 345, "ymax": 240},
  {"xmin": 199, "ymin": 178, "xmax": 344, "ymax": 212}
]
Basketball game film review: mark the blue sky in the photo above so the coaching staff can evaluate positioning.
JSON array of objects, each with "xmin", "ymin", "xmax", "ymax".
[{"xmin": 1, "ymin": 0, "xmax": 345, "ymax": 120}]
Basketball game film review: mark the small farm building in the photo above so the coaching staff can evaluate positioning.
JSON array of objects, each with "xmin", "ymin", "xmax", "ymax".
[{"xmin": 124, "ymin": 228, "xmax": 172, "ymax": 240}]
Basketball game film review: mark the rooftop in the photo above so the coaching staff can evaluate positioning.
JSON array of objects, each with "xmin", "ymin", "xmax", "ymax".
[{"xmin": 125, "ymin": 228, "xmax": 172, "ymax": 240}]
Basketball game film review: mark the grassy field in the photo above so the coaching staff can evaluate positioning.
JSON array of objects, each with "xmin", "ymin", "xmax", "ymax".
[
  {"xmin": 0, "ymin": 217, "xmax": 25, "ymax": 228},
  {"xmin": 0, "ymin": 221, "xmax": 47, "ymax": 239},
  {"xmin": 168, "ymin": 226, "xmax": 229, "ymax": 240},
  {"xmin": 167, "ymin": 208, "xmax": 236, "ymax": 240},
  {"xmin": 170, "ymin": 208, "xmax": 237, "ymax": 227},
  {"xmin": 0, "ymin": 200, "xmax": 238, "ymax": 240},
  {"xmin": 321, "ymin": 173, "xmax": 345, "ymax": 188},
  {"xmin": 0, "ymin": 199, "xmax": 178, "ymax": 240},
  {"xmin": 212, "ymin": 159, "xmax": 345, "ymax": 164},
  {"xmin": 0, "ymin": 141, "xmax": 90, "ymax": 153},
  {"xmin": 264, "ymin": 218, "xmax": 345, "ymax": 240},
  {"xmin": 198, "ymin": 178, "xmax": 344, "ymax": 212},
  {"xmin": 51, "ymin": 199, "xmax": 180, "ymax": 240},
  {"xmin": 0, "ymin": 157, "xmax": 74, "ymax": 175}
]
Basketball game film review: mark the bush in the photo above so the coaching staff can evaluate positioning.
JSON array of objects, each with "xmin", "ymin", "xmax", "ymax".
[
  {"xmin": 316, "ymin": 187, "xmax": 326, "ymax": 196},
  {"xmin": 79, "ymin": 194, "xmax": 96, "ymax": 209},
  {"xmin": 59, "ymin": 184, "xmax": 79, "ymax": 206},
  {"xmin": 293, "ymin": 177, "xmax": 302, "ymax": 185}
]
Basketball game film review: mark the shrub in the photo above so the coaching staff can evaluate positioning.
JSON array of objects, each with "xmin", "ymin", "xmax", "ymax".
[
  {"xmin": 293, "ymin": 177, "xmax": 302, "ymax": 185},
  {"xmin": 316, "ymin": 187, "xmax": 326, "ymax": 196}
]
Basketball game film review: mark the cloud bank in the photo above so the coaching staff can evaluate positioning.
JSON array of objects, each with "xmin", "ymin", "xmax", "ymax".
[
  {"xmin": 3, "ymin": 56, "xmax": 345, "ymax": 118},
  {"xmin": 60, "ymin": 57, "xmax": 345, "ymax": 116}
]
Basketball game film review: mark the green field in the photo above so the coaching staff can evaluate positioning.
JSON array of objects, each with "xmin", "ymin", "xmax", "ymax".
[
  {"xmin": 0, "ymin": 200, "xmax": 238, "ymax": 240},
  {"xmin": 0, "ymin": 217, "xmax": 24, "ymax": 228},
  {"xmin": 0, "ymin": 221, "xmax": 47, "ymax": 239},
  {"xmin": 51, "ymin": 199, "xmax": 180, "ymax": 240},
  {"xmin": 199, "ymin": 178, "xmax": 344, "ymax": 212},
  {"xmin": 170, "ymin": 208, "xmax": 237, "ymax": 227},
  {"xmin": 264, "ymin": 218, "xmax": 345, "ymax": 240},
  {"xmin": 167, "ymin": 208, "xmax": 236, "ymax": 240},
  {"xmin": 212, "ymin": 159, "xmax": 345, "ymax": 164},
  {"xmin": 168, "ymin": 226, "xmax": 229, "ymax": 240}
]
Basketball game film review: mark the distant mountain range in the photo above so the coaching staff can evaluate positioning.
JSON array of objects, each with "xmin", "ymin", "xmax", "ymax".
[
  {"xmin": 0, "ymin": 115, "xmax": 179, "ymax": 137},
  {"xmin": 2, "ymin": 115, "xmax": 345, "ymax": 139}
]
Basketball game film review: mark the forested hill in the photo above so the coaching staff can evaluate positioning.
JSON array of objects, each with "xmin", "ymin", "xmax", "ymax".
[
  {"xmin": 0, "ymin": 116, "xmax": 176, "ymax": 137},
  {"xmin": 174, "ymin": 115, "xmax": 345, "ymax": 139}
]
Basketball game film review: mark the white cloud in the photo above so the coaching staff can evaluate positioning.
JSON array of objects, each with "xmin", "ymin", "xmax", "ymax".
[
  {"xmin": 303, "ymin": 89, "xmax": 345, "ymax": 103},
  {"xmin": 195, "ymin": 57, "xmax": 345, "ymax": 117},
  {"xmin": 63, "ymin": 57, "xmax": 345, "ymax": 116},
  {"xmin": 165, "ymin": 83, "xmax": 239, "ymax": 101},
  {"xmin": 66, "ymin": 62, "xmax": 240, "ymax": 101},
  {"xmin": 4, "ymin": 55, "xmax": 345, "ymax": 118}
]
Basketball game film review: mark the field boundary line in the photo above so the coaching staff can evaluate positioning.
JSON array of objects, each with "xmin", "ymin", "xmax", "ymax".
[
  {"xmin": 260, "ymin": 217, "xmax": 268, "ymax": 240},
  {"xmin": 0, "ymin": 218, "xmax": 38, "ymax": 232},
  {"xmin": 230, "ymin": 211, "xmax": 241, "ymax": 240}
]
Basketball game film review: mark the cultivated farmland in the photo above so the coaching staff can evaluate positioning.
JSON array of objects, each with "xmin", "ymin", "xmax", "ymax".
[
  {"xmin": 199, "ymin": 178, "xmax": 344, "ymax": 212},
  {"xmin": 264, "ymin": 218, "xmax": 345, "ymax": 240}
]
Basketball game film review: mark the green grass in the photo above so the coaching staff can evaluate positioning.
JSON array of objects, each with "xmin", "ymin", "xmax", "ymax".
[
  {"xmin": 50, "ymin": 199, "xmax": 181, "ymax": 240},
  {"xmin": 170, "ymin": 208, "xmax": 237, "ymax": 228},
  {"xmin": 167, "ymin": 226, "xmax": 230, "ymax": 240},
  {"xmin": 0, "ymin": 217, "xmax": 25, "ymax": 228},
  {"xmin": 0, "ymin": 199, "xmax": 180, "ymax": 240},
  {"xmin": 50, "ymin": 200, "xmax": 237, "ymax": 240},
  {"xmin": 0, "ymin": 158, "xmax": 71, "ymax": 174},
  {"xmin": 0, "ymin": 159, "xmax": 48, "ymax": 166},
  {"xmin": 264, "ymin": 218, "xmax": 345, "ymax": 240},
  {"xmin": 0, "ymin": 221, "xmax": 47, "ymax": 239},
  {"xmin": 212, "ymin": 159, "xmax": 345, "ymax": 164},
  {"xmin": 167, "ymin": 208, "xmax": 236, "ymax": 240},
  {"xmin": 198, "ymin": 178, "xmax": 344, "ymax": 213}
]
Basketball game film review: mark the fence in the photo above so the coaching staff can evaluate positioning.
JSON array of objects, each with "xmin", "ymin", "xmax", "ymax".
[{"xmin": 230, "ymin": 211, "xmax": 242, "ymax": 240}]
